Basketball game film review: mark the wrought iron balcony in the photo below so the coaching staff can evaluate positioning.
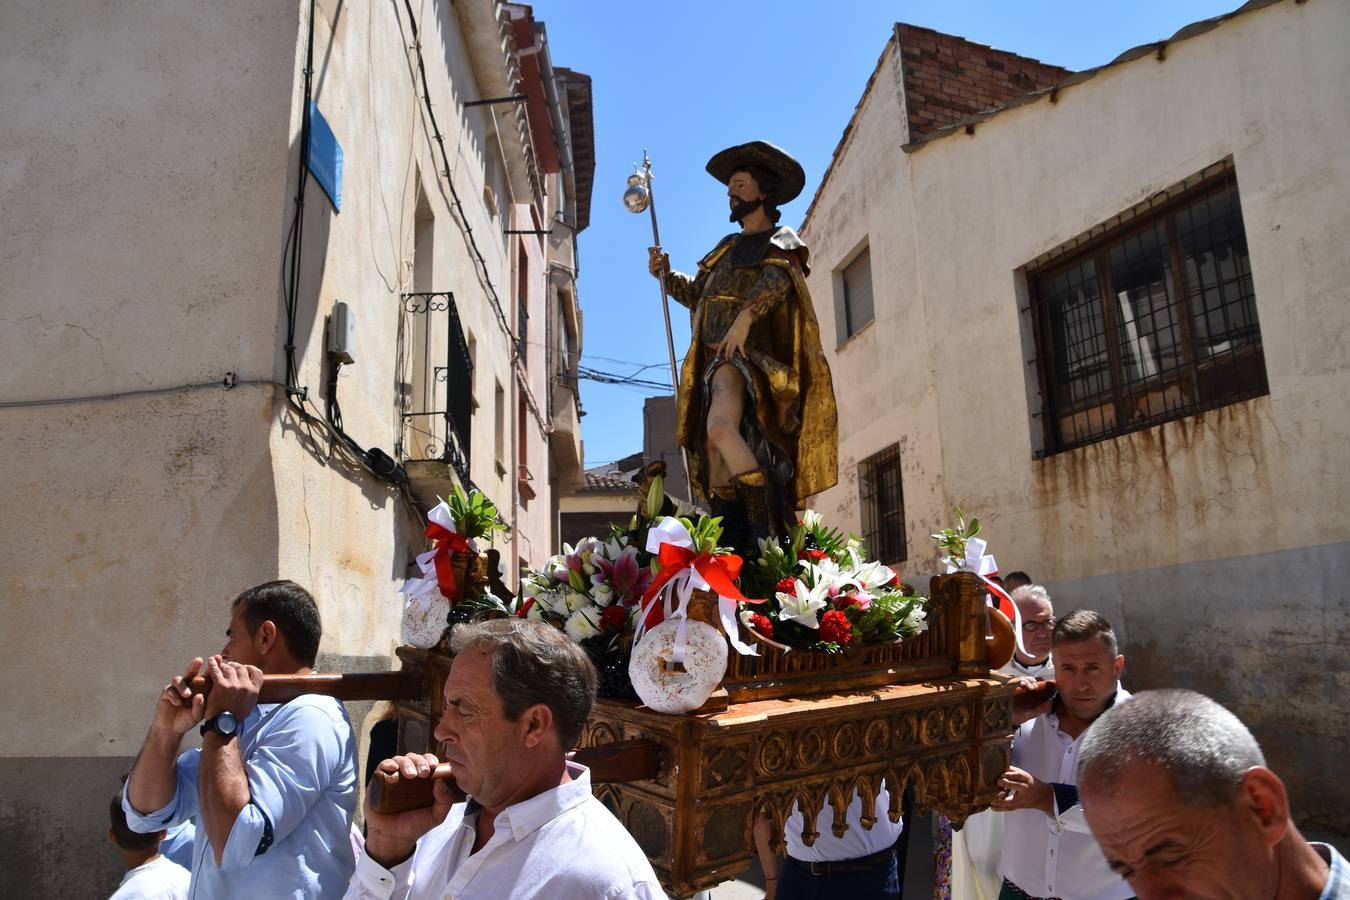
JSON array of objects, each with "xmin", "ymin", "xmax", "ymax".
[{"xmin": 398, "ymin": 292, "xmax": 473, "ymax": 498}]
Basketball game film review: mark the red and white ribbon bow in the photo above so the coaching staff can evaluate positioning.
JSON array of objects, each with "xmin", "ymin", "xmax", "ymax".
[
  {"xmin": 636, "ymin": 517, "xmax": 762, "ymax": 661},
  {"xmin": 401, "ymin": 501, "xmax": 472, "ymax": 605}
]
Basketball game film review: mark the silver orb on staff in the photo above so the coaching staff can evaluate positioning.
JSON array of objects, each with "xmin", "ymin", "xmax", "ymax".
[{"xmin": 623, "ymin": 148, "xmax": 693, "ymax": 501}]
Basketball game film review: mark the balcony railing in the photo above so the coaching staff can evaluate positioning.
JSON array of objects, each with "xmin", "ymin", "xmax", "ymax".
[{"xmin": 398, "ymin": 291, "xmax": 472, "ymax": 485}]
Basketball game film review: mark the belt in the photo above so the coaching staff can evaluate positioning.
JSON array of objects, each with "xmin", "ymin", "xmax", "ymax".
[
  {"xmin": 1000, "ymin": 878, "xmax": 1062, "ymax": 900},
  {"xmin": 787, "ymin": 846, "xmax": 895, "ymax": 876}
]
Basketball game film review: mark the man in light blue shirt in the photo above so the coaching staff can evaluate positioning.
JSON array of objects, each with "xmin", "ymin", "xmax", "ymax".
[{"xmin": 124, "ymin": 580, "xmax": 357, "ymax": 898}]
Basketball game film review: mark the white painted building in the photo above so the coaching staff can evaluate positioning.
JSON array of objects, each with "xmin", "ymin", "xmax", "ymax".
[
  {"xmin": 802, "ymin": 0, "xmax": 1349, "ymax": 834},
  {"xmin": 0, "ymin": 1, "xmax": 591, "ymax": 895}
]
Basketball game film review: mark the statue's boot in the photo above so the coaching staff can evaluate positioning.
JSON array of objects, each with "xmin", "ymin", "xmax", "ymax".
[
  {"xmin": 733, "ymin": 470, "xmax": 773, "ymax": 558},
  {"xmin": 709, "ymin": 485, "xmax": 748, "ymax": 559}
]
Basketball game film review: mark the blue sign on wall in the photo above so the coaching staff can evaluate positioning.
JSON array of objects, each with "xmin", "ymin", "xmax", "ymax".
[{"xmin": 307, "ymin": 100, "xmax": 342, "ymax": 212}]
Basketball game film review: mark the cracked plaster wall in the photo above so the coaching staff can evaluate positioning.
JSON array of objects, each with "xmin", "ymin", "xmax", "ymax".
[{"xmin": 803, "ymin": 0, "xmax": 1349, "ymax": 832}]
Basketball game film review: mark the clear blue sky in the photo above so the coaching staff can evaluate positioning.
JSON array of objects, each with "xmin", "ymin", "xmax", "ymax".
[{"xmin": 528, "ymin": 0, "xmax": 1243, "ymax": 469}]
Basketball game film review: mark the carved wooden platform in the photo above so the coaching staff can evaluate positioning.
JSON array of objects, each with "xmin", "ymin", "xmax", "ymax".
[
  {"xmin": 577, "ymin": 676, "xmax": 1013, "ymax": 895},
  {"xmin": 392, "ymin": 572, "xmax": 1015, "ymax": 897}
]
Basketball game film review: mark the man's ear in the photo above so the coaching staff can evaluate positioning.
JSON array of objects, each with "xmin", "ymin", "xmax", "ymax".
[
  {"xmin": 107, "ymin": 828, "xmax": 116, "ymax": 844},
  {"xmin": 1238, "ymin": 766, "xmax": 1290, "ymax": 848},
  {"xmin": 256, "ymin": 620, "xmax": 279, "ymax": 656},
  {"xmin": 1113, "ymin": 655, "xmax": 1125, "ymax": 680},
  {"xmin": 518, "ymin": 703, "xmax": 556, "ymax": 750}
]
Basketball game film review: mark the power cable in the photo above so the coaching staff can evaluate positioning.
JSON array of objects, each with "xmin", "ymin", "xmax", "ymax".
[{"xmin": 396, "ymin": 0, "xmax": 550, "ymax": 439}]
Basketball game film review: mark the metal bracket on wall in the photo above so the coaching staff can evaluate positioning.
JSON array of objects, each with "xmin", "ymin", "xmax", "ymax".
[{"xmin": 464, "ymin": 94, "xmax": 526, "ymax": 107}]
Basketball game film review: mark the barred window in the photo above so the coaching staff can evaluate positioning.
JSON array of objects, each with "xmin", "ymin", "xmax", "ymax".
[
  {"xmin": 858, "ymin": 444, "xmax": 906, "ymax": 564},
  {"xmin": 1029, "ymin": 163, "xmax": 1266, "ymax": 454}
]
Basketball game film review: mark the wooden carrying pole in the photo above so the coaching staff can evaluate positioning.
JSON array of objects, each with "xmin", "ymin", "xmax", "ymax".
[
  {"xmin": 187, "ymin": 671, "xmax": 663, "ymax": 813},
  {"xmin": 367, "ymin": 739, "xmax": 662, "ymax": 813},
  {"xmin": 188, "ymin": 671, "xmax": 425, "ymax": 704}
]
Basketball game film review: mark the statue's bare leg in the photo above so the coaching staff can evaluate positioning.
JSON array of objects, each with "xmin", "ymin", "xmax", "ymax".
[{"xmin": 705, "ymin": 364, "xmax": 759, "ymax": 487}]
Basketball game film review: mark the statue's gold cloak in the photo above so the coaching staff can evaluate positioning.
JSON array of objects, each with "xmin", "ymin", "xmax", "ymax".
[{"xmin": 667, "ymin": 226, "xmax": 838, "ymax": 505}]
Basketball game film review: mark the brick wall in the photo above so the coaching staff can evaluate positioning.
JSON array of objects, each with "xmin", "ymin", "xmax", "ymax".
[{"xmin": 896, "ymin": 24, "xmax": 1072, "ymax": 141}]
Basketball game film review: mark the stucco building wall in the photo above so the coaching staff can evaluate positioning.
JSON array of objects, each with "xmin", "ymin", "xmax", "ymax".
[
  {"xmin": 803, "ymin": 0, "xmax": 1349, "ymax": 832},
  {"xmin": 0, "ymin": 1, "xmax": 586, "ymax": 895}
]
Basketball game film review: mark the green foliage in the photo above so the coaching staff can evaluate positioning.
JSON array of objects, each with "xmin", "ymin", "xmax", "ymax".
[
  {"xmin": 846, "ymin": 591, "xmax": 928, "ymax": 644},
  {"xmin": 679, "ymin": 515, "xmax": 727, "ymax": 555},
  {"xmin": 930, "ymin": 506, "xmax": 981, "ymax": 562},
  {"xmin": 447, "ymin": 485, "xmax": 507, "ymax": 541}
]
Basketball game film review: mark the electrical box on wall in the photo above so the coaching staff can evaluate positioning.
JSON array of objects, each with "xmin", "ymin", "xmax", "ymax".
[{"xmin": 328, "ymin": 300, "xmax": 356, "ymax": 364}]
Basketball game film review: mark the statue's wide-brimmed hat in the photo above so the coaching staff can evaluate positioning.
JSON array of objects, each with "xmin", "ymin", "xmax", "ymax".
[{"xmin": 705, "ymin": 141, "xmax": 806, "ymax": 205}]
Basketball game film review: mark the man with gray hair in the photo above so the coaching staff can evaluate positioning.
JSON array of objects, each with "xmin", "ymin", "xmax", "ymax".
[
  {"xmin": 1078, "ymin": 689, "xmax": 1348, "ymax": 899},
  {"xmin": 1003, "ymin": 584, "xmax": 1056, "ymax": 682},
  {"xmin": 346, "ymin": 618, "xmax": 664, "ymax": 899},
  {"xmin": 951, "ymin": 585, "xmax": 1057, "ymax": 900}
]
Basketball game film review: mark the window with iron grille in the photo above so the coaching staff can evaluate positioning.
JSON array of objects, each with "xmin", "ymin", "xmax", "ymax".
[
  {"xmin": 858, "ymin": 444, "xmax": 906, "ymax": 564},
  {"xmin": 1028, "ymin": 162, "xmax": 1266, "ymax": 454}
]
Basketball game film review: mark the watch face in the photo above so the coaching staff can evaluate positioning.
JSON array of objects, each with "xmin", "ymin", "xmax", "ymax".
[{"xmin": 216, "ymin": 712, "xmax": 238, "ymax": 735}]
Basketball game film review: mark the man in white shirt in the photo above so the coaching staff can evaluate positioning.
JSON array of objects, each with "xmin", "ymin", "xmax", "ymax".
[
  {"xmin": 108, "ymin": 791, "xmax": 190, "ymax": 900},
  {"xmin": 1079, "ymin": 689, "xmax": 1349, "ymax": 900},
  {"xmin": 992, "ymin": 609, "xmax": 1132, "ymax": 900},
  {"xmin": 346, "ymin": 618, "xmax": 665, "ymax": 899},
  {"xmin": 953, "ymin": 584, "xmax": 1058, "ymax": 900},
  {"xmin": 753, "ymin": 786, "xmax": 904, "ymax": 900}
]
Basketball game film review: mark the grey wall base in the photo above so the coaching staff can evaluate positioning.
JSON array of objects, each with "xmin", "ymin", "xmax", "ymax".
[
  {"xmin": 0, "ymin": 754, "xmax": 133, "ymax": 899},
  {"xmin": 1047, "ymin": 540, "xmax": 1350, "ymax": 837}
]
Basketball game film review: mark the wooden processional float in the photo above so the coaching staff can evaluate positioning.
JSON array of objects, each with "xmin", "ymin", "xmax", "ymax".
[{"xmin": 208, "ymin": 569, "xmax": 1034, "ymax": 898}]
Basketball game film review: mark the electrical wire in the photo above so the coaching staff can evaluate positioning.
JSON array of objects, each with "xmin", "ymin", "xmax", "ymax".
[
  {"xmin": 576, "ymin": 365, "xmax": 672, "ymax": 391},
  {"xmin": 395, "ymin": 0, "xmax": 551, "ymax": 440},
  {"xmin": 0, "ymin": 377, "xmax": 284, "ymax": 410}
]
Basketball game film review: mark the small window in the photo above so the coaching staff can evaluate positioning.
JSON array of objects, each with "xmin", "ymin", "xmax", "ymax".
[
  {"xmin": 858, "ymin": 444, "xmax": 906, "ymax": 565},
  {"xmin": 1028, "ymin": 161, "xmax": 1266, "ymax": 454},
  {"xmin": 836, "ymin": 246, "xmax": 875, "ymax": 342}
]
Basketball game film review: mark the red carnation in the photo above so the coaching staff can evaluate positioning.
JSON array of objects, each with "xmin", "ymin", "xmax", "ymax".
[
  {"xmin": 748, "ymin": 613, "xmax": 774, "ymax": 639},
  {"xmin": 834, "ymin": 593, "xmax": 860, "ymax": 610},
  {"xmin": 797, "ymin": 548, "xmax": 829, "ymax": 563},
  {"xmin": 819, "ymin": 609, "xmax": 854, "ymax": 645},
  {"xmin": 889, "ymin": 572, "xmax": 902, "ymax": 588},
  {"xmin": 775, "ymin": 576, "xmax": 798, "ymax": 595},
  {"xmin": 599, "ymin": 604, "xmax": 629, "ymax": 632},
  {"xmin": 516, "ymin": 598, "xmax": 535, "ymax": 619}
]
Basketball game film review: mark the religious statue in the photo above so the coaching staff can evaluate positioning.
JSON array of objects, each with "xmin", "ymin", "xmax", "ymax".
[{"xmin": 648, "ymin": 141, "xmax": 837, "ymax": 556}]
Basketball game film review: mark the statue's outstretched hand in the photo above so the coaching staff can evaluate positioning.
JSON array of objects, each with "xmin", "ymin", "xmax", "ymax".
[{"xmin": 647, "ymin": 247, "xmax": 669, "ymax": 280}]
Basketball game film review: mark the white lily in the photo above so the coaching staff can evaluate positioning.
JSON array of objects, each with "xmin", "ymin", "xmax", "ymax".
[
  {"xmin": 776, "ymin": 578, "xmax": 829, "ymax": 628},
  {"xmin": 804, "ymin": 558, "xmax": 860, "ymax": 593},
  {"xmin": 850, "ymin": 560, "xmax": 896, "ymax": 591}
]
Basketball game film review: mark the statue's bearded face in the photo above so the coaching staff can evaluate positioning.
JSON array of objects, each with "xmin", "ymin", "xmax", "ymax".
[{"xmin": 728, "ymin": 170, "xmax": 765, "ymax": 223}]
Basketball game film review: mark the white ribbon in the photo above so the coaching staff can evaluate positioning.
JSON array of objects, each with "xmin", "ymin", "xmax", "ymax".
[
  {"xmin": 945, "ymin": 537, "xmax": 1029, "ymax": 659},
  {"xmin": 636, "ymin": 517, "xmax": 757, "ymax": 663}
]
